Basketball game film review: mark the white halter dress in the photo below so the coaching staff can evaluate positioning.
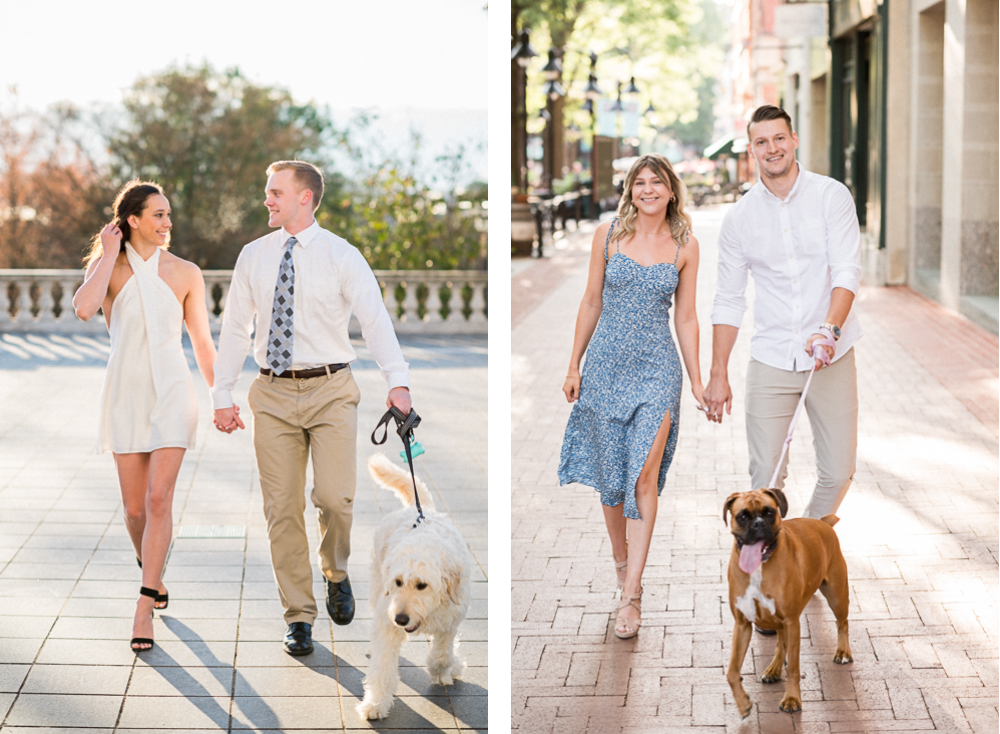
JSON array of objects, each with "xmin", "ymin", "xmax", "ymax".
[{"xmin": 97, "ymin": 243, "xmax": 198, "ymax": 454}]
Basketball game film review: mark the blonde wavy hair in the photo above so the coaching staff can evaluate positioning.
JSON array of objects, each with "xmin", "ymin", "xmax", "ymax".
[{"xmin": 612, "ymin": 154, "xmax": 691, "ymax": 246}]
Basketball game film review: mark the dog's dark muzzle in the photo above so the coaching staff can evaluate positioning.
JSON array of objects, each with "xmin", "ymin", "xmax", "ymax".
[{"xmin": 734, "ymin": 518, "xmax": 777, "ymax": 548}]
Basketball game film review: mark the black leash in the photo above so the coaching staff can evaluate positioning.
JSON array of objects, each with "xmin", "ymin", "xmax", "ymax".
[{"xmin": 371, "ymin": 407, "xmax": 424, "ymax": 526}]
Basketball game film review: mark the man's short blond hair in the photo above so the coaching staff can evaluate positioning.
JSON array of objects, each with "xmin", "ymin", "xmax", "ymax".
[{"xmin": 266, "ymin": 160, "xmax": 325, "ymax": 211}]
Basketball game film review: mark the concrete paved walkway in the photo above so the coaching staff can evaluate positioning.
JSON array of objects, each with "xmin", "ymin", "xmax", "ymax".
[
  {"xmin": 0, "ymin": 334, "xmax": 487, "ymax": 733},
  {"xmin": 512, "ymin": 207, "xmax": 998, "ymax": 733}
]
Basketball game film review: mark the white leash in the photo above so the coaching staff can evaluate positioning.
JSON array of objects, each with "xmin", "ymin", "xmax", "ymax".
[{"xmin": 767, "ymin": 333, "xmax": 837, "ymax": 489}]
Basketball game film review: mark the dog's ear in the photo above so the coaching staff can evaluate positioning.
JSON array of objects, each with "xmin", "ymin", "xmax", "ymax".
[
  {"xmin": 442, "ymin": 561, "xmax": 464, "ymax": 606},
  {"xmin": 380, "ymin": 558, "xmax": 395, "ymax": 596},
  {"xmin": 723, "ymin": 493, "xmax": 741, "ymax": 524},
  {"xmin": 763, "ymin": 488, "xmax": 789, "ymax": 518}
]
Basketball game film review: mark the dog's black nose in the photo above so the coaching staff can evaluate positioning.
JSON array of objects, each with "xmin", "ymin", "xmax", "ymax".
[
  {"xmin": 394, "ymin": 613, "xmax": 409, "ymax": 627},
  {"xmin": 751, "ymin": 517, "xmax": 769, "ymax": 532}
]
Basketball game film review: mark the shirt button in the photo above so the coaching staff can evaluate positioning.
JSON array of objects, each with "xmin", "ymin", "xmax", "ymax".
[{"xmin": 793, "ymin": 279, "xmax": 798, "ymax": 284}]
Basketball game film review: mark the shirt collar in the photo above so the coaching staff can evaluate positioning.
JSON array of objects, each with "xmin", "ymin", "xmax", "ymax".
[
  {"xmin": 281, "ymin": 220, "xmax": 320, "ymax": 248},
  {"xmin": 756, "ymin": 162, "xmax": 807, "ymax": 203}
]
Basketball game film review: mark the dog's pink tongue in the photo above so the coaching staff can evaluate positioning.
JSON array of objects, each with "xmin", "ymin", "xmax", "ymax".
[{"xmin": 739, "ymin": 541, "xmax": 765, "ymax": 574}]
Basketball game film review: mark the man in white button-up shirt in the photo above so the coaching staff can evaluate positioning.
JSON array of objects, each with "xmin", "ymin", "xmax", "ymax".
[
  {"xmin": 705, "ymin": 105, "xmax": 862, "ymax": 521},
  {"xmin": 212, "ymin": 160, "xmax": 411, "ymax": 655}
]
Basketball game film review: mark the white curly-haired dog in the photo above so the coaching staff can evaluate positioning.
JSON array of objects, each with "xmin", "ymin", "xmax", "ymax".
[{"xmin": 356, "ymin": 453, "xmax": 473, "ymax": 721}]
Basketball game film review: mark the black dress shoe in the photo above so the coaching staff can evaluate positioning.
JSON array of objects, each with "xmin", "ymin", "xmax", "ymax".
[
  {"xmin": 283, "ymin": 622, "xmax": 314, "ymax": 656},
  {"xmin": 326, "ymin": 576, "xmax": 355, "ymax": 625},
  {"xmin": 754, "ymin": 624, "xmax": 777, "ymax": 636}
]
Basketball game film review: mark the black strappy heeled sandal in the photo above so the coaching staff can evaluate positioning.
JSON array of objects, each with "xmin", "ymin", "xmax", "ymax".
[
  {"xmin": 130, "ymin": 586, "xmax": 159, "ymax": 652},
  {"xmin": 136, "ymin": 558, "xmax": 168, "ymax": 609}
]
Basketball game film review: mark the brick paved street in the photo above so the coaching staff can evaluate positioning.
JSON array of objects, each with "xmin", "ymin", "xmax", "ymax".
[
  {"xmin": 512, "ymin": 207, "xmax": 998, "ymax": 733},
  {"xmin": 0, "ymin": 335, "xmax": 487, "ymax": 733}
]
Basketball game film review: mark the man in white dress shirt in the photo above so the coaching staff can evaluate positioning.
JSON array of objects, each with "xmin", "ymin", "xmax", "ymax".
[
  {"xmin": 212, "ymin": 160, "xmax": 412, "ymax": 655},
  {"xmin": 704, "ymin": 105, "xmax": 862, "ymax": 522}
]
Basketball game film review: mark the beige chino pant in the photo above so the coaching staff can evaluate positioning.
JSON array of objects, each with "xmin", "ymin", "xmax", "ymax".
[
  {"xmin": 745, "ymin": 348, "xmax": 858, "ymax": 519},
  {"xmin": 248, "ymin": 367, "xmax": 360, "ymax": 625}
]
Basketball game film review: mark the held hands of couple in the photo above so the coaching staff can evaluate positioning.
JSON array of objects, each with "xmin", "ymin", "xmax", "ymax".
[
  {"xmin": 213, "ymin": 405, "xmax": 245, "ymax": 434},
  {"xmin": 690, "ymin": 382, "xmax": 710, "ymax": 419},
  {"xmin": 703, "ymin": 376, "xmax": 732, "ymax": 424}
]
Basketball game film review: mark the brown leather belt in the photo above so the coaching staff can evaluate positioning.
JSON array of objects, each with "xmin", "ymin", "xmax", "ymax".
[{"xmin": 260, "ymin": 363, "xmax": 348, "ymax": 379}]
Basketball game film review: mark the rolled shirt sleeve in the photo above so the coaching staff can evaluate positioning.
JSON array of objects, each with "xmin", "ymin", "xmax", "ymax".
[
  {"xmin": 711, "ymin": 211, "xmax": 749, "ymax": 328},
  {"xmin": 826, "ymin": 183, "xmax": 862, "ymax": 294},
  {"xmin": 341, "ymin": 248, "xmax": 410, "ymax": 390}
]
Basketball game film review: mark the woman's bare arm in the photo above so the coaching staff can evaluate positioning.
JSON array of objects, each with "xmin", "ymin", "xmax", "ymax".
[
  {"xmin": 673, "ymin": 235, "xmax": 706, "ymax": 409},
  {"xmin": 562, "ymin": 222, "xmax": 612, "ymax": 402},
  {"xmin": 181, "ymin": 263, "xmax": 217, "ymax": 388},
  {"xmin": 73, "ymin": 224, "xmax": 122, "ymax": 321}
]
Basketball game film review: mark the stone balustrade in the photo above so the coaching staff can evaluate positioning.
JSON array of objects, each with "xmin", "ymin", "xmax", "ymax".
[{"xmin": 0, "ymin": 269, "xmax": 487, "ymax": 335}]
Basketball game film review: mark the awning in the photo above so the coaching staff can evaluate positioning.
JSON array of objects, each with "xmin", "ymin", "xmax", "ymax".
[{"xmin": 703, "ymin": 135, "xmax": 734, "ymax": 159}]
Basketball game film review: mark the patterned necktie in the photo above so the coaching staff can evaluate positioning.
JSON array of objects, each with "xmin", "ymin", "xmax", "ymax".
[{"xmin": 266, "ymin": 236, "xmax": 297, "ymax": 373}]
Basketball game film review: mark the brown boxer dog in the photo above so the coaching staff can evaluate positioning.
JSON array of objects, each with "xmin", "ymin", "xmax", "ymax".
[{"xmin": 723, "ymin": 488, "xmax": 852, "ymax": 716}]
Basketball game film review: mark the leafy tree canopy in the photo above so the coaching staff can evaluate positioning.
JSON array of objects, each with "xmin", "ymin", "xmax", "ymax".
[
  {"xmin": 516, "ymin": 0, "xmax": 726, "ymax": 151},
  {"xmin": 109, "ymin": 63, "xmax": 342, "ymax": 269},
  {"xmin": 0, "ymin": 64, "xmax": 485, "ymax": 271}
]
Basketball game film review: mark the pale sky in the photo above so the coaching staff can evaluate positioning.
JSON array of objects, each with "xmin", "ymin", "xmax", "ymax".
[{"xmin": 0, "ymin": 0, "xmax": 487, "ymax": 112}]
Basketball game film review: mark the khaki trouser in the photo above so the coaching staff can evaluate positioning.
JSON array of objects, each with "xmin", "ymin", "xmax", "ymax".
[
  {"xmin": 248, "ymin": 367, "xmax": 360, "ymax": 625},
  {"xmin": 745, "ymin": 348, "xmax": 858, "ymax": 519}
]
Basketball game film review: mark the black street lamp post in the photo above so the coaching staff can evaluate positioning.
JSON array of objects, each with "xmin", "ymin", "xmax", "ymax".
[
  {"xmin": 511, "ymin": 29, "xmax": 538, "ymax": 193},
  {"xmin": 541, "ymin": 48, "xmax": 566, "ymax": 191},
  {"xmin": 584, "ymin": 51, "xmax": 602, "ymax": 218}
]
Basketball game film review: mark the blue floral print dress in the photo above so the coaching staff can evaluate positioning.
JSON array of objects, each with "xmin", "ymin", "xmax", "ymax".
[{"xmin": 558, "ymin": 218, "xmax": 684, "ymax": 520}]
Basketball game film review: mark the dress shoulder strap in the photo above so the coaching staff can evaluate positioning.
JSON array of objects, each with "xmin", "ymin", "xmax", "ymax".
[
  {"xmin": 673, "ymin": 228, "xmax": 689, "ymax": 265},
  {"xmin": 603, "ymin": 217, "xmax": 619, "ymax": 263}
]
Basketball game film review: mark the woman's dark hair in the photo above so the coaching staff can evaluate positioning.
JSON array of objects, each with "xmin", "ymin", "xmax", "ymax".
[{"xmin": 84, "ymin": 180, "xmax": 165, "ymax": 267}]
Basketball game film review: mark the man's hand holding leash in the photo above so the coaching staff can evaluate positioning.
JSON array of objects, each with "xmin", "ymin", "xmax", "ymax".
[
  {"xmin": 807, "ymin": 326, "xmax": 837, "ymax": 370},
  {"xmin": 387, "ymin": 386, "xmax": 411, "ymax": 415}
]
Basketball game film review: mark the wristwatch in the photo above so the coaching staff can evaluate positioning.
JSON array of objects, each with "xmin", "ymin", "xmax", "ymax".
[{"xmin": 820, "ymin": 322, "xmax": 842, "ymax": 341}]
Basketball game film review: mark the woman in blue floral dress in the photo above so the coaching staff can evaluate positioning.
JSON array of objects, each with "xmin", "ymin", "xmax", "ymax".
[{"xmin": 559, "ymin": 154, "xmax": 707, "ymax": 639}]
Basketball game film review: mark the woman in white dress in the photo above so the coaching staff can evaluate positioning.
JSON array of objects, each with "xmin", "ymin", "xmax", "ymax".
[{"xmin": 73, "ymin": 181, "xmax": 218, "ymax": 651}]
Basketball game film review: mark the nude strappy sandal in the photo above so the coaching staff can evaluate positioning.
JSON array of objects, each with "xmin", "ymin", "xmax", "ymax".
[
  {"xmin": 615, "ymin": 558, "xmax": 628, "ymax": 595},
  {"xmin": 614, "ymin": 542, "xmax": 628, "ymax": 595},
  {"xmin": 615, "ymin": 589, "xmax": 642, "ymax": 639}
]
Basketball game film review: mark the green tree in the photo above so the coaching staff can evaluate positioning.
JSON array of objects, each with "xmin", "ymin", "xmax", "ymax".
[
  {"xmin": 108, "ymin": 64, "xmax": 342, "ymax": 269},
  {"xmin": 514, "ymin": 0, "xmax": 724, "ymax": 155},
  {"xmin": 318, "ymin": 135, "xmax": 485, "ymax": 271}
]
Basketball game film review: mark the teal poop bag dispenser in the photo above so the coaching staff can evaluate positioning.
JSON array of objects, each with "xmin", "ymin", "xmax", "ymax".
[{"xmin": 401, "ymin": 434, "xmax": 425, "ymax": 462}]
